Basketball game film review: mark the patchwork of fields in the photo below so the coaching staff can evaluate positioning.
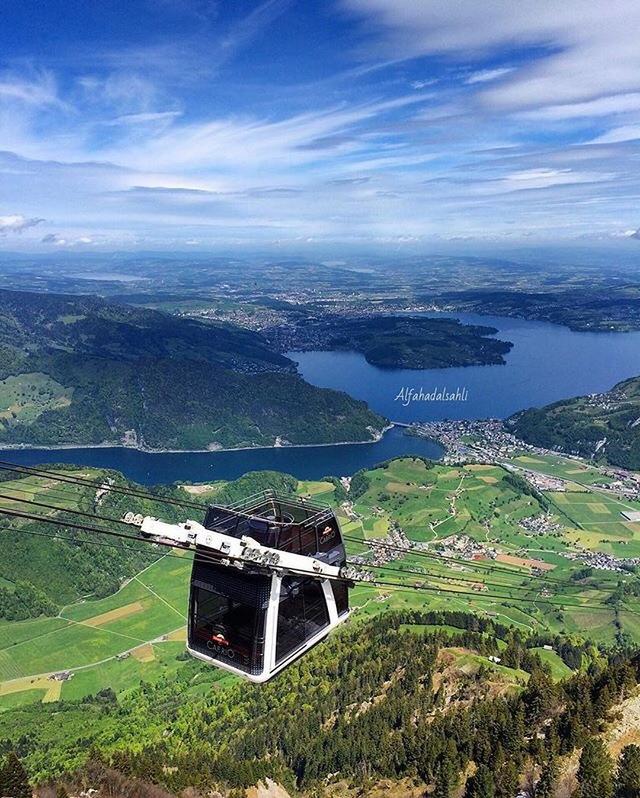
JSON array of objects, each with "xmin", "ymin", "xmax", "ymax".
[
  {"xmin": 0, "ymin": 552, "xmax": 191, "ymax": 705},
  {"xmin": 1, "ymin": 454, "xmax": 640, "ymax": 711}
]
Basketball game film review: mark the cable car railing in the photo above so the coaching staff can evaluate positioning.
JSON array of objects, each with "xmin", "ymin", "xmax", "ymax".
[{"xmin": 204, "ymin": 491, "xmax": 341, "ymax": 559}]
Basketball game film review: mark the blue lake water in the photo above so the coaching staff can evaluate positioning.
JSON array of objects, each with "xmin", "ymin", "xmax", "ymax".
[
  {"xmin": 0, "ymin": 426, "xmax": 442, "ymax": 485},
  {"xmin": 289, "ymin": 312, "xmax": 640, "ymax": 422},
  {"xmin": 3, "ymin": 311, "xmax": 638, "ymax": 484}
]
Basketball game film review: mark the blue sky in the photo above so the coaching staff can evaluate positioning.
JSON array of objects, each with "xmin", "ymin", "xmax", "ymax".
[{"xmin": 1, "ymin": 0, "xmax": 640, "ymax": 252}]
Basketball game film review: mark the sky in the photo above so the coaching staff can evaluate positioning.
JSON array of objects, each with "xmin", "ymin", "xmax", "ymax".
[{"xmin": 1, "ymin": 0, "xmax": 640, "ymax": 253}]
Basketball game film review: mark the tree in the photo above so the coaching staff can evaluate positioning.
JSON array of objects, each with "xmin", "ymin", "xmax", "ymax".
[
  {"xmin": 0, "ymin": 752, "xmax": 32, "ymax": 798},
  {"xmin": 434, "ymin": 743, "xmax": 459, "ymax": 798},
  {"xmin": 615, "ymin": 744, "xmax": 640, "ymax": 798},
  {"xmin": 534, "ymin": 758, "xmax": 559, "ymax": 798},
  {"xmin": 465, "ymin": 764, "xmax": 495, "ymax": 798},
  {"xmin": 577, "ymin": 739, "xmax": 614, "ymax": 798}
]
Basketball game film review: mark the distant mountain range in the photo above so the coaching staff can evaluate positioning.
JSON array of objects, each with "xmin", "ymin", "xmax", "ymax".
[{"xmin": 0, "ymin": 289, "xmax": 385, "ymax": 450}]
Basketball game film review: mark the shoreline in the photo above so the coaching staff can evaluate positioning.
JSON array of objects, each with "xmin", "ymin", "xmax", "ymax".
[{"xmin": 0, "ymin": 423, "xmax": 398, "ymax": 456}]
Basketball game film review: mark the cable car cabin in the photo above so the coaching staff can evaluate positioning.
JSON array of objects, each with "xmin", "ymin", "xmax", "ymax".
[{"xmin": 188, "ymin": 491, "xmax": 350, "ymax": 682}]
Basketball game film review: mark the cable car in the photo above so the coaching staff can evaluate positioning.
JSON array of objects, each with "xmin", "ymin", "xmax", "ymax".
[{"xmin": 142, "ymin": 490, "xmax": 352, "ymax": 682}]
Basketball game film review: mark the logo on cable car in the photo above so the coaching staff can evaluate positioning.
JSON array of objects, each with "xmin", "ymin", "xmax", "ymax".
[
  {"xmin": 207, "ymin": 639, "xmax": 235, "ymax": 659},
  {"xmin": 319, "ymin": 525, "xmax": 336, "ymax": 544}
]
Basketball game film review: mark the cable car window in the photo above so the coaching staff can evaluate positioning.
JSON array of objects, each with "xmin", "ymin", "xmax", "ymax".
[
  {"xmin": 191, "ymin": 585, "xmax": 266, "ymax": 675},
  {"xmin": 299, "ymin": 526, "xmax": 318, "ymax": 555},
  {"xmin": 277, "ymin": 524, "xmax": 300, "ymax": 554},
  {"xmin": 276, "ymin": 577, "xmax": 330, "ymax": 664},
  {"xmin": 331, "ymin": 580, "xmax": 349, "ymax": 616}
]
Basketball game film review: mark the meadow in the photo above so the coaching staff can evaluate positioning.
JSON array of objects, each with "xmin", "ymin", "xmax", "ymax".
[{"xmin": 1, "ymin": 455, "xmax": 640, "ymax": 711}]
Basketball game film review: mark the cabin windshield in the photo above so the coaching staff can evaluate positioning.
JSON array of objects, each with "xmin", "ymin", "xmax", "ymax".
[{"xmin": 189, "ymin": 562, "xmax": 269, "ymax": 676}]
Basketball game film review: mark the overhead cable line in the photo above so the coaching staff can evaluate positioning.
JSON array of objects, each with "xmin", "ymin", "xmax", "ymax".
[{"xmin": 0, "ymin": 506, "xmax": 628, "ymax": 614}]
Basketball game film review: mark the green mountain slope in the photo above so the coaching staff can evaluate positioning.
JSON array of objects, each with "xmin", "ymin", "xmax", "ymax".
[
  {"xmin": 0, "ymin": 290, "xmax": 386, "ymax": 449},
  {"xmin": 0, "ymin": 467, "xmax": 296, "ymax": 618},
  {"xmin": 508, "ymin": 376, "xmax": 640, "ymax": 469},
  {"xmin": 0, "ymin": 610, "xmax": 634, "ymax": 796}
]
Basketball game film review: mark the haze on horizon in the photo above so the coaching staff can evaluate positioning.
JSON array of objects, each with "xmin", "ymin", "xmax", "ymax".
[{"xmin": 1, "ymin": 0, "xmax": 640, "ymax": 254}]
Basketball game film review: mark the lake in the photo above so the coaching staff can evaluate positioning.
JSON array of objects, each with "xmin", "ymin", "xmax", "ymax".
[
  {"xmin": 289, "ymin": 312, "xmax": 640, "ymax": 422},
  {"xmin": 0, "ymin": 426, "xmax": 443, "ymax": 485},
  {"xmin": 3, "ymin": 311, "xmax": 638, "ymax": 484}
]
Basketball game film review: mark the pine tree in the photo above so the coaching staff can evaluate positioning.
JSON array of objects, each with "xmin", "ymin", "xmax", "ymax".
[
  {"xmin": 434, "ymin": 751, "xmax": 458, "ymax": 798},
  {"xmin": 535, "ymin": 757, "xmax": 559, "ymax": 798},
  {"xmin": 577, "ymin": 739, "xmax": 614, "ymax": 798},
  {"xmin": 615, "ymin": 744, "xmax": 640, "ymax": 798},
  {"xmin": 0, "ymin": 752, "xmax": 32, "ymax": 798},
  {"xmin": 465, "ymin": 764, "xmax": 496, "ymax": 798}
]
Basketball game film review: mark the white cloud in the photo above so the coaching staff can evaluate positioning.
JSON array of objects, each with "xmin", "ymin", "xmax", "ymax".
[
  {"xmin": 342, "ymin": 0, "xmax": 640, "ymax": 111},
  {"xmin": 103, "ymin": 111, "xmax": 183, "ymax": 127},
  {"xmin": 465, "ymin": 67, "xmax": 514, "ymax": 85},
  {"xmin": 0, "ymin": 70, "xmax": 64, "ymax": 107},
  {"xmin": 97, "ymin": 93, "xmax": 430, "ymax": 172},
  {"xmin": 410, "ymin": 79, "xmax": 438, "ymax": 89},
  {"xmin": 510, "ymin": 169, "xmax": 594, "ymax": 188},
  {"xmin": 518, "ymin": 93, "xmax": 640, "ymax": 121},
  {"xmin": 0, "ymin": 214, "xmax": 45, "ymax": 234},
  {"xmin": 587, "ymin": 125, "xmax": 640, "ymax": 145},
  {"xmin": 42, "ymin": 232, "xmax": 94, "ymax": 247}
]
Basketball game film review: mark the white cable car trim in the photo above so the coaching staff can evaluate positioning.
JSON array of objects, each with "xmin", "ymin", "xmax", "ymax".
[{"xmin": 140, "ymin": 516, "xmax": 345, "ymax": 580}]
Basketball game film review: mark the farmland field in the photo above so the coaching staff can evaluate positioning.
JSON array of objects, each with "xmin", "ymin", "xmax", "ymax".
[{"xmin": 1, "ymin": 456, "xmax": 640, "ymax": 711}]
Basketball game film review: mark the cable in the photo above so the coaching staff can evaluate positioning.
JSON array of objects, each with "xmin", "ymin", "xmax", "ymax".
[
  {"xmin": 0, "ymin": 476, "xmax": 622, "ymax": 601},
  {"xmin": 0, "ymin": 489, "xmax": 606, "ymax": 601},
  {"xmin": 0, "ymin": 490, "xmax": 137, "ymax": 529},
  {"xmin": 0, "ymin": 459, "xmax": 593, "ymax": 591},
  {"xmin": 342, "ymin": 534, "xmax": 592, "ymax": 588},
  {"xmin": 0, "ymin": 508, "xmax": 627, "ymax": 614},
  {"xmin": 0, "ymin": 459, "xmax": 594, "ymax": 591},
  {"xmin": 0, "ymin": 461, "xmax": 204, "ymax": 511},
  {"xmin": 0, "ymin": 460, "xmax": 627, "ymax": 605}
]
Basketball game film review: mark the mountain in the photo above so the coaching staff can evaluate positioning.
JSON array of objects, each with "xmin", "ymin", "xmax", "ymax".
[
  {"xmin": 507, "ymin": 376, "xmax": 640, "ymax": 469},
  {"xmin": 0, "ymin": 289, "xmax": 386, "ymax": 450},
  {"xmin": 2, "ymin": 609, "xmax": 638, "ymax": 798}
]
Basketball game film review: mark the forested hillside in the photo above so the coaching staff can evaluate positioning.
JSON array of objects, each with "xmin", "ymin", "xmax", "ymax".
[
  {"xmin": 0, "ymin": 290, "xmax": 385, "ymax": 449},
  {"xmin": 2, "ymin": 611, "xmax": 640, "ymax": 798},
  {"xmin": 508, "ymin": 376, "xmax": 640, "ymax": 469},
  {"xmin": 0, "ymin": 467, "xmax": 297, "ymax": 619}
]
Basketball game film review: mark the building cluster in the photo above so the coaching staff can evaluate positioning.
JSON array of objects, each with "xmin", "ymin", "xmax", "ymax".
[
  {"xmin": 435, "ymin": 534, "xmax": 497, "ymax": 562},
  {"xmin": 181, "ymin": 302, "xmax": 284, "ymax": 332},
  {"xmin": 409, "ymin": 418, "xmax": 539, "ymax": 464},
  {"xmin": 521, "ymin": 471, "xmax": 566, "ymax": 493},
  {"xmin": 564, "ymin": 550, "xmax": 640, "ymax": 573},
  {"xmin": 594, "ymin": 469, "xmax": 640, "ymax": 501},
  {"xmin": 518, "ymin": 513, "xmax": 563, "ymax": 536},
  {"xmin": 350, "ymin": 522, "xmax": 413, "ymax": 567}
]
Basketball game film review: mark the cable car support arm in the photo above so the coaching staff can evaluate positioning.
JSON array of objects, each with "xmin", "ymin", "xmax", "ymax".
[{"xmin": 138, "ymin": 516, "xmax": 373, "ymax": 583}]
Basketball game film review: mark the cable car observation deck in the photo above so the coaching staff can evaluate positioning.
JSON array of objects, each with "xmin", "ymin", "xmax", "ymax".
[{"xmin": 140, "ymin": 490, "xmax": 359, "ymax": 682}]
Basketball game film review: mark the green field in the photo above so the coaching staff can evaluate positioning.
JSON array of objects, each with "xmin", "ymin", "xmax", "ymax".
[
  {"xmin": 0, "ymin": 552, "xmax": 191, "ymax": 708},
  {"xmin": 0, "ymin": 372, "xmax": 73, "ymax": 427},
  {"xmin": 531, "ymin": 647, "xmax": 574, "ymax": 680},
  {"xmin": 510, "ymin": 453, "xmax": 615, "ymax": 485},
  {"xmin": 2, "ymin": 457, "xmax": 640, "ymax": 711}
]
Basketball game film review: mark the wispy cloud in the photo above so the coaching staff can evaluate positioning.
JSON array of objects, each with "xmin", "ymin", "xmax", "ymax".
[
  {"xmin": 0, "ymin": 70, "xmax": 64, "ymax": 107},
  {"xmin": 1, "ymin": 1, "xmax": 639, "ymax": 249},
  {"xmin": 465, "ymin": 67, "xmax": 514, "ymax": 85},
  {"xmin": 0, "ymin": 214, "xmax": 45, "ymax": 234}
]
